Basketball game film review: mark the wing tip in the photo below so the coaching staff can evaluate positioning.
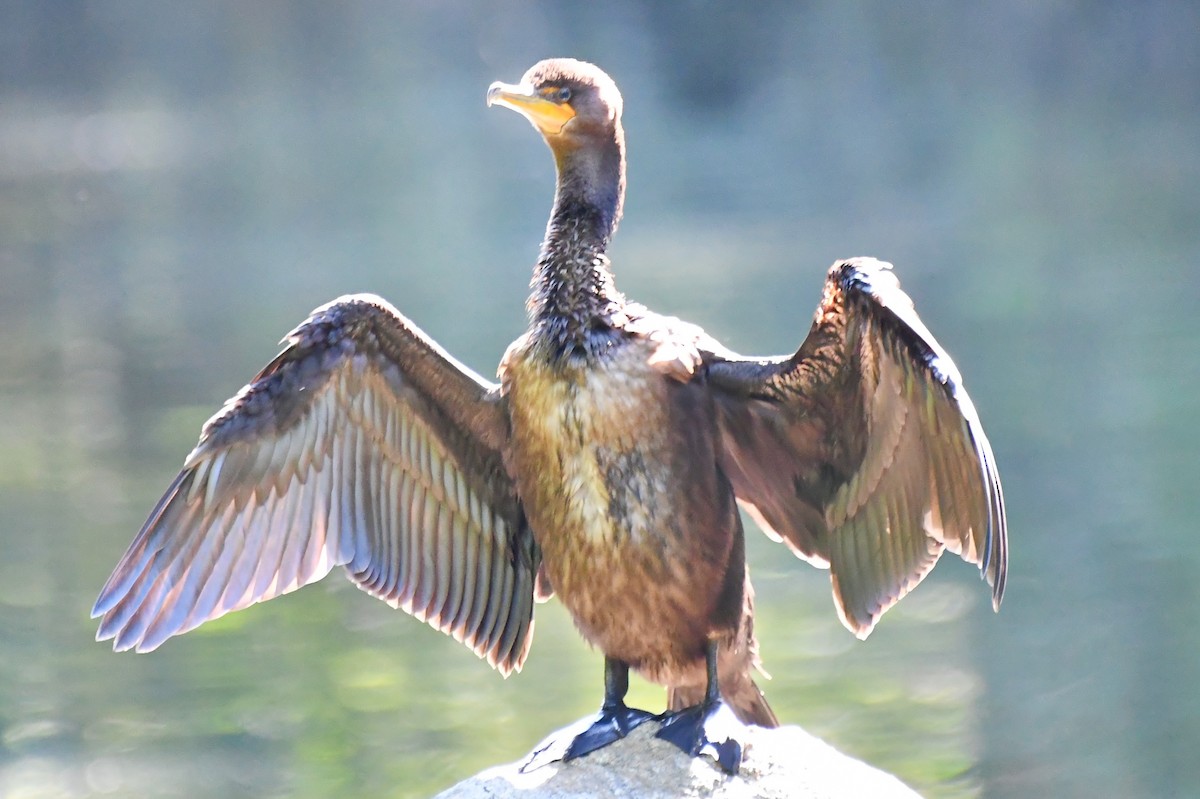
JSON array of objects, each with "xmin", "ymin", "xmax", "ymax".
[
  {"xmin": 987, "ymin": 539, "xmax": 1008, "ymax": 611},
  {"xmin": 96, "ymin": 636, "xmax": 146, "ymax": 655},
  {"xmin": 830, "ymin": 570, "xmax": 885, "ymax": 642},
  {"xmin": 478, "ymin": 617, "xmax": 533, "ymax": 678},
  {"xmin": 976, "ymin": 432, "xmax": 1008, "ymax": 613},
  {"xmin": 834, "ymin": 595, "xmax": 880, "ymax": 642},
  {"xmin": 832, "ymin": 256, "xmax": 894, "ymax": 276},
  {"xmin": 89, "ymin": 598, "xmax": 109, "ymax": 620}
]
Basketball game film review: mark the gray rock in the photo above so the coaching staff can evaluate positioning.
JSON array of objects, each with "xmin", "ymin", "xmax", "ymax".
[{"xmin": 433, "ymin": 720, "xmax": 923, "ymax": 799}]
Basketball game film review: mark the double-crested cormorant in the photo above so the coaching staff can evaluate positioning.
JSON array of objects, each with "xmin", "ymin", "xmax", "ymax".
[{"xmin": 93, "ymin": 58, "xmax": 1006, "ymax": 774}]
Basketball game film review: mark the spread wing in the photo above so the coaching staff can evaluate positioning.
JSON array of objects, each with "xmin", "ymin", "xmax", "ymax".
[
  {"xmin": 92, "ymin": 294, "xmax": 538, "ymax": 674},
  {"xmin": 706, "ymin": 258, "xmax": 1006, "ymax": 637}
]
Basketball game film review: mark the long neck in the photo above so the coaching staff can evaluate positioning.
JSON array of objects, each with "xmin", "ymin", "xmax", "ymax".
[{"xmin": 528, "ymin": 132, "xmax": 626, "ymax": 343}]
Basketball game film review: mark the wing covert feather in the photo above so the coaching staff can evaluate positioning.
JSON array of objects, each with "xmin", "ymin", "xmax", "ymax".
[
  {"xmin": 93, "ymin": 294, "xmax": 538, "ymax": 674},
  {"xmin": 708, "ymin": 258, "xmax": 1007, "ymax": 637}
]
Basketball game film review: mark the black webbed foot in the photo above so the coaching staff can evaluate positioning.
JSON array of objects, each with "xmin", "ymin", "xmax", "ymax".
[
  {"xmin": 520, "ymin": 702, "xmax": 657, "ymax": 772},
  {"xmin": 520, "ymin": 657, "xmax": 657, "ymax": 772},
  {"xmin": 521, "ymin": 647, "xmax": 749, "ymax": 775},
  {"xmin": 565, "ymin": 702, "xmax": 658, "ymax": 760},
  {"xmin": 654, "ymin": 638, "xmax": 747, "ymax": 774},
  {"xmin": 655, "ymin": 697, "xmax": 744, "ymax": 774}
]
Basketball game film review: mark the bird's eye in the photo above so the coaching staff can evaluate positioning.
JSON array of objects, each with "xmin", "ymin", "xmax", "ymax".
[{"xmin": 556, "ymin": 86, "xmax": 572, "ymax": 102}]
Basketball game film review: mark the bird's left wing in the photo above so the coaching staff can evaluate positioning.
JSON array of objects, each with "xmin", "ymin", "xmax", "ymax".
[
  {"xmin": 93, "ymin": 294, "xmax": 538, "ymax": 674},
  {"xmin": 705, "ymin": 258, "xmax": 1006, "ymax": 637}
]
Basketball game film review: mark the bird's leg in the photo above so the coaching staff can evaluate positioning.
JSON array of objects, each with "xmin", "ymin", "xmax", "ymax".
[
  {"xmin": 654, "ymin": 639, "xmax": 744, "ymax": 774},
  {"xmin": 562, "ymin": 657, "xmax": 657, "ymax": 760},
  {"xmin": 520, "ymin": 657, "xmax": 656, "ymax": 771}
]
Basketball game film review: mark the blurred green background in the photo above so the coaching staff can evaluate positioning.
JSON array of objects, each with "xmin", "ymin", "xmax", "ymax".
[{"xmin": 2, "ymin": 2, "xmax": 1197, "ymax": 797}]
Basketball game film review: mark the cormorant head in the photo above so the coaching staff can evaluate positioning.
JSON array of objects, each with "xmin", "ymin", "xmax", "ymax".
[
  {"xmin": 488, "ymin": 58, "xmax": 626, "ymax": 238},
  {"xmin": 487, "ymin": 58, "xmax": 624, "ymax": 162}
]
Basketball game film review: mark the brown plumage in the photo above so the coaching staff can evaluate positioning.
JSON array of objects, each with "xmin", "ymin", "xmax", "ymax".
[{"xmin": 93, "ymin": 58, "xmax": 1006, "ymax": 772}]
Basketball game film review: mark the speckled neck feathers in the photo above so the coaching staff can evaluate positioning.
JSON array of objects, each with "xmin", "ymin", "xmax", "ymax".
[
  {"xmin": 528, "ymin": 134, "xmax": 627, "ymax": 355},
  {"xmin": 528, "ymin": 207, "xmax": 624, "ymax": 351}
]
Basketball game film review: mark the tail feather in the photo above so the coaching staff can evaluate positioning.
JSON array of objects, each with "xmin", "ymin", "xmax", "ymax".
[{"xmin": 668, "ymin": 677, "xmax": 779, "ymax": 728}]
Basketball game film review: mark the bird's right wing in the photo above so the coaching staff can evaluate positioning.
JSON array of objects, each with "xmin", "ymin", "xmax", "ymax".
[
  {"xmin": 93, "ymin": 294, "xmax": 538, "ymax": 675},
  {"xmin": 705, "ymin": 259, "xmax": 1006, "ymax": 638}
]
